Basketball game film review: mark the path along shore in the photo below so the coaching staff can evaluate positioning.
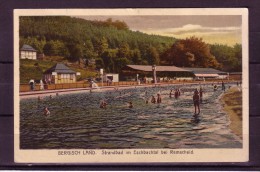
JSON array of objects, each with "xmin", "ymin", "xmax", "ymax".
[
  {"xmin": 20, "ymin": 82, "xmax": 204, "ymax": 99},
  {"xmin": 220, "ymin": 86, "xmax": 242, "ymax": 138}
]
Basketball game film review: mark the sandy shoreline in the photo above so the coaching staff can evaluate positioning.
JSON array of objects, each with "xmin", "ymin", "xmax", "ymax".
[{"xmin": 220, "ymin": 86, "xmax": 242, "ymax": 139}]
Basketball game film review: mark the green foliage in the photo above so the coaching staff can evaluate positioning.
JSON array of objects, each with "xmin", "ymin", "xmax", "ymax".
[
  {"xmin": 101, "ymin": 49, "xmax": 117, "ymax": 72},
  {"xmin": 67, "ymin": 44, "xmax": 82, "ymax": 62},
  {"xmin": 114, "ymin": 57, "xmax": 130, "ymax": 73},
  {"xmin": 20, "ymin": 37, "xmax": 46, "ymax": 53},
  {"xmin": 146, "ymin": 46, "xmax": 160, "ymax": 65},
  {"xmin": 20, "ymin": 59, "xmax": 98, "ymax": 83},
  {"xmin": 19, "ymin": 16, "xmax": 242, "ymax": 73},
  {"xmin": 20, "ymin": 59, "xmax": 56, "ymax": 83},
  {"xmin": 210, "ymin": 43, "xmax": 242, "ymax": 72},
  {"xmin": 19, "ymin": 16, "xmax": 175, "ymax": 73},
  {"xmin": 117, "ymin": 42, "xmax": 130, "ymax": 59}
]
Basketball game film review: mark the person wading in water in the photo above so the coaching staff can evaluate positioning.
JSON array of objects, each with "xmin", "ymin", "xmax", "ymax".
[
  {"xmin": 193, "ymin": 89, "xmax": 200, "ymax": 115},
  {"xmin": 199, "ymin": 87, "xmax": 203, "ymax": 103},
  {"xmin": 151, "ymin": 95, "xmax": 156, "ymax": 104},
  {"xmin": 157, "ymin": 93, "xmax": 162, "ymax": 104}
]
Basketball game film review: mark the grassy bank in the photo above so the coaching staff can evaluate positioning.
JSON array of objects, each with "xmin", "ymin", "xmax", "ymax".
[
  {"xmin": 20, "ymin": 58, "xmax": 98, "ymax": 84},
  {"xmin": 221, "ymin": 87, "xmax": 242, "ymax": 138}
]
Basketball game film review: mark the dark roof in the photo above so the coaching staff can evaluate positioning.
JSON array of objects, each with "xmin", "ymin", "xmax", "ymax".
[
  {"xmin": 20, "ymin": 44, "xmax": 37, "ymax": 52},
  {"xmin": 229, "ymin": 72, "xmax": 242, "ymax": 75},
  {"xmin": 126, "ymin": 65, "xmax": 190, "ymax": 72},
  {"xmin": 182, "ymin": 67, "xmax": 227, "ymax": 74},
  {"xmin": 44, "ymin": 63, "xmax": 76, "ymax": 74}
]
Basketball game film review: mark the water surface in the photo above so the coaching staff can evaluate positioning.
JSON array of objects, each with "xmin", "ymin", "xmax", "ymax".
[{"xmin": 20, "ymin": 84, "xmax": 242, "ymax": 149}]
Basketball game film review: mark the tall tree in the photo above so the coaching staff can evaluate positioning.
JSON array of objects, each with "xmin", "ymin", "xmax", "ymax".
[
  {"xmin": 117, "ymin": 42, "xmax": 130, "ymax": 59},
  {"xmin": 162, "ymin": 36, "xmax": 220, "ymax": 68},
  {"xmin": 67, "ymin": 44, "xmax": 83, "ymax": 62},
  {"xmin": 147, "ymin": 46, "xmax": 160, "ymax": 65}
]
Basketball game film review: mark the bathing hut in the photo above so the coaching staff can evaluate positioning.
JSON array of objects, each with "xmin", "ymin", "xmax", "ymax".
[
  {"xmin": 20, "ymin": 44, "xmax": 37, "ymax": 60},
  {"xmin": 43, "ymin": 63, "xmax": 80, "ymax": 84}
]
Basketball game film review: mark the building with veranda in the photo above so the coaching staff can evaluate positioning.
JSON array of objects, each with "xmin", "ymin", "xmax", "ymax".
[{"xmin": 43, "ymin": 63, "xmax": 80, "ymax": 84}]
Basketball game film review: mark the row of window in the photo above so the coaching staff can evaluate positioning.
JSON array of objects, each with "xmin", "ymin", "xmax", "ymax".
[
  {"xmin": 57, "ymin": 74, "xmax": 75, "ymax": 80},
  {"xmin": 21, "ymin": 51, "xmax": 36, "ymax": 55}
]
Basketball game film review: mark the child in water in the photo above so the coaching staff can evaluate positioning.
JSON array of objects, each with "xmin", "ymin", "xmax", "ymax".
[
  {"xmin": 193, "ymin": 89, "xmax": 200, "ymax": 115},
  {"xmin": 213, "ymin": 84, "xmax": 218, "ymax": 91},
  {"xmin": 151, "ymin": 96, "xmax": 156, "ymax": 104},
  {"xmin": 169, "ymin": 90, "xmax": 172, "ymax": 98},
  {"xmin": 43, "ymin": 107, "xmax": 50, "ymax": 116},
  {"xmin": 100, "ymin": 100, "xmax": 107, "ymax": 109}
]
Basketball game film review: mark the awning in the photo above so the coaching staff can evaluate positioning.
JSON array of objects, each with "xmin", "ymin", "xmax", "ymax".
[{"xmin": 195, "ymin": 74, "xmax": 219, "ymax": 77}]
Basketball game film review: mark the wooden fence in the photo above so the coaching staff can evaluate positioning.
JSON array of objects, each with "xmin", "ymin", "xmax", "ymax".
[{"xmin": 20, "ymin": 79, "xmax": 239, "ymax": 92}]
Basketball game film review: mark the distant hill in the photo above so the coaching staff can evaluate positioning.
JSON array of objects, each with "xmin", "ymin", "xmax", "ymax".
[
  {"xmin": 19, "ymin": 16, "xmax": 242, "ymax": 78},
  {"xmin": 20, "ymin": 16, "xmax": 176, "ymax": 69}
]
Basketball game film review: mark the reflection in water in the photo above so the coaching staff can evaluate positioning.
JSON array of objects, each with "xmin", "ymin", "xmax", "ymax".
[{"xmin": 20, "ymin": 84, "xmax": 242, "ymax": 149}]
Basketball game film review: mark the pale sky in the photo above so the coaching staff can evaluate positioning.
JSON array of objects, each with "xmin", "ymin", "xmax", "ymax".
[{"xmin": 77, "ymin": 15, "xmax": 242, "ymax": 46}]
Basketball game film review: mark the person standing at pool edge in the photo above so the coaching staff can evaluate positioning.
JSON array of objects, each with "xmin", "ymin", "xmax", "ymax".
[{"xmin": 193, "ymin": 89, "xmax": 200, "ymax": 115}]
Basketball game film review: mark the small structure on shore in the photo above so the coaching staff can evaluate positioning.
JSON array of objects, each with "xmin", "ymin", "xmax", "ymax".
[
  {"xmin": 43, "ymin": 63, "xmax": 80, "ymax": 84},
  {"xmin": 20, "ymin": 44, "xmax": 37, "ymax": 60},
  {"xmin": 104, "ymin": 73, "xmax": 119, "ymax": 82},
  {"xmin": 183, "ymin": 67, "xmax": 228, "ymax": 80}
]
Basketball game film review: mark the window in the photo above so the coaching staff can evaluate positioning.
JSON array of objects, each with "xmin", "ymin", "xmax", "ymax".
[
  {"xmin": 58, "ymin": 74, "xmax": 61, "ymax": 80},
  {"xmin": 70, "ymin": 74, "xmax": 74, "ymax": 80}
]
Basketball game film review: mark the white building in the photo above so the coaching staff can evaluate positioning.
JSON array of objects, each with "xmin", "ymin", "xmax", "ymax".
[
  {"xmin": 20, "ymin": 44, "xmax": 37, "ymax": 60},
  {"xmin": 104, "ymin": 73, "xmax": 119, "ymax": 82}
]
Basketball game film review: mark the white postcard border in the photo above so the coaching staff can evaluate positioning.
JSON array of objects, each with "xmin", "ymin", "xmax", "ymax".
[{"xmin": 14, "ymin": 8, "xmax": 249, "ymax": 163}]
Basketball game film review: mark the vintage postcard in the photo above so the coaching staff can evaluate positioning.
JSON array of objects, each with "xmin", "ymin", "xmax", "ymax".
[{"xmin": 14, "ymin": 8, "xmax": 248, "ymax": 163}]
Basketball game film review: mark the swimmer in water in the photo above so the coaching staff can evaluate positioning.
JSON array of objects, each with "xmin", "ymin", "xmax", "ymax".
[
  {"xmin": 100, "ymin": 100, "xmax": 107, "ymax": 109},
  {"xmin": 213, "ymin": 84, "xmax": 218, "ymax": 91},
  {"xmin": 145, "ymin": 99, "xmax": 149, "ymax": 104},
  {"xmin": 128, "ymin": 101, "xmax": 133, "ymax": 108},
  {"xmin": 43, "ymin": 107, "xmax": 50, "ymax": 116}
]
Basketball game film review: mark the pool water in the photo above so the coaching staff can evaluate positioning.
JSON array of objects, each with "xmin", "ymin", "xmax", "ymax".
[{"xmin": 20, "ymin": 84, "xmax": 242, "ymax": 149}]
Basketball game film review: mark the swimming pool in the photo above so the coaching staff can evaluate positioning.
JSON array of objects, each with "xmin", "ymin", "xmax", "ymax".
[{"xmin": 20, "ymin": 84, "xmax": 242, "ymax": 149}]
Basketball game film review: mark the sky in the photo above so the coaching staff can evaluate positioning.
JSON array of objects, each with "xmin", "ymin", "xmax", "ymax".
[{"xmin": 77, "ymin": 15, "xmax": 242, "ymax": 46}]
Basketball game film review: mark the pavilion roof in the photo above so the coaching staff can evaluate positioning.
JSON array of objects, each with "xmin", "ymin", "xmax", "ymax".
[
  {"xmin": 126, "ymin": 65, "xmax": 190, "ymax": 72},
  {"xmin": 43, "ymin": 63, "xmax": 76, "ymax": 74}
]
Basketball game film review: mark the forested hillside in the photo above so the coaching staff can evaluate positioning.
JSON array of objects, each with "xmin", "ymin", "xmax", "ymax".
[
  {"xmin": 20, "ymin": 16, "xmax": 175, "ymax": 73},
  {"xmin": 20, "ymin": 16, "xmax": 242, "ymax": 74}
]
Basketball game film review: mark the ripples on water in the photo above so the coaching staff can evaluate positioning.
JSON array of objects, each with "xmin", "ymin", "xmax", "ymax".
[{"xmin": 20, "ymin": 84, "xmax": 242, "ymax": 149}]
